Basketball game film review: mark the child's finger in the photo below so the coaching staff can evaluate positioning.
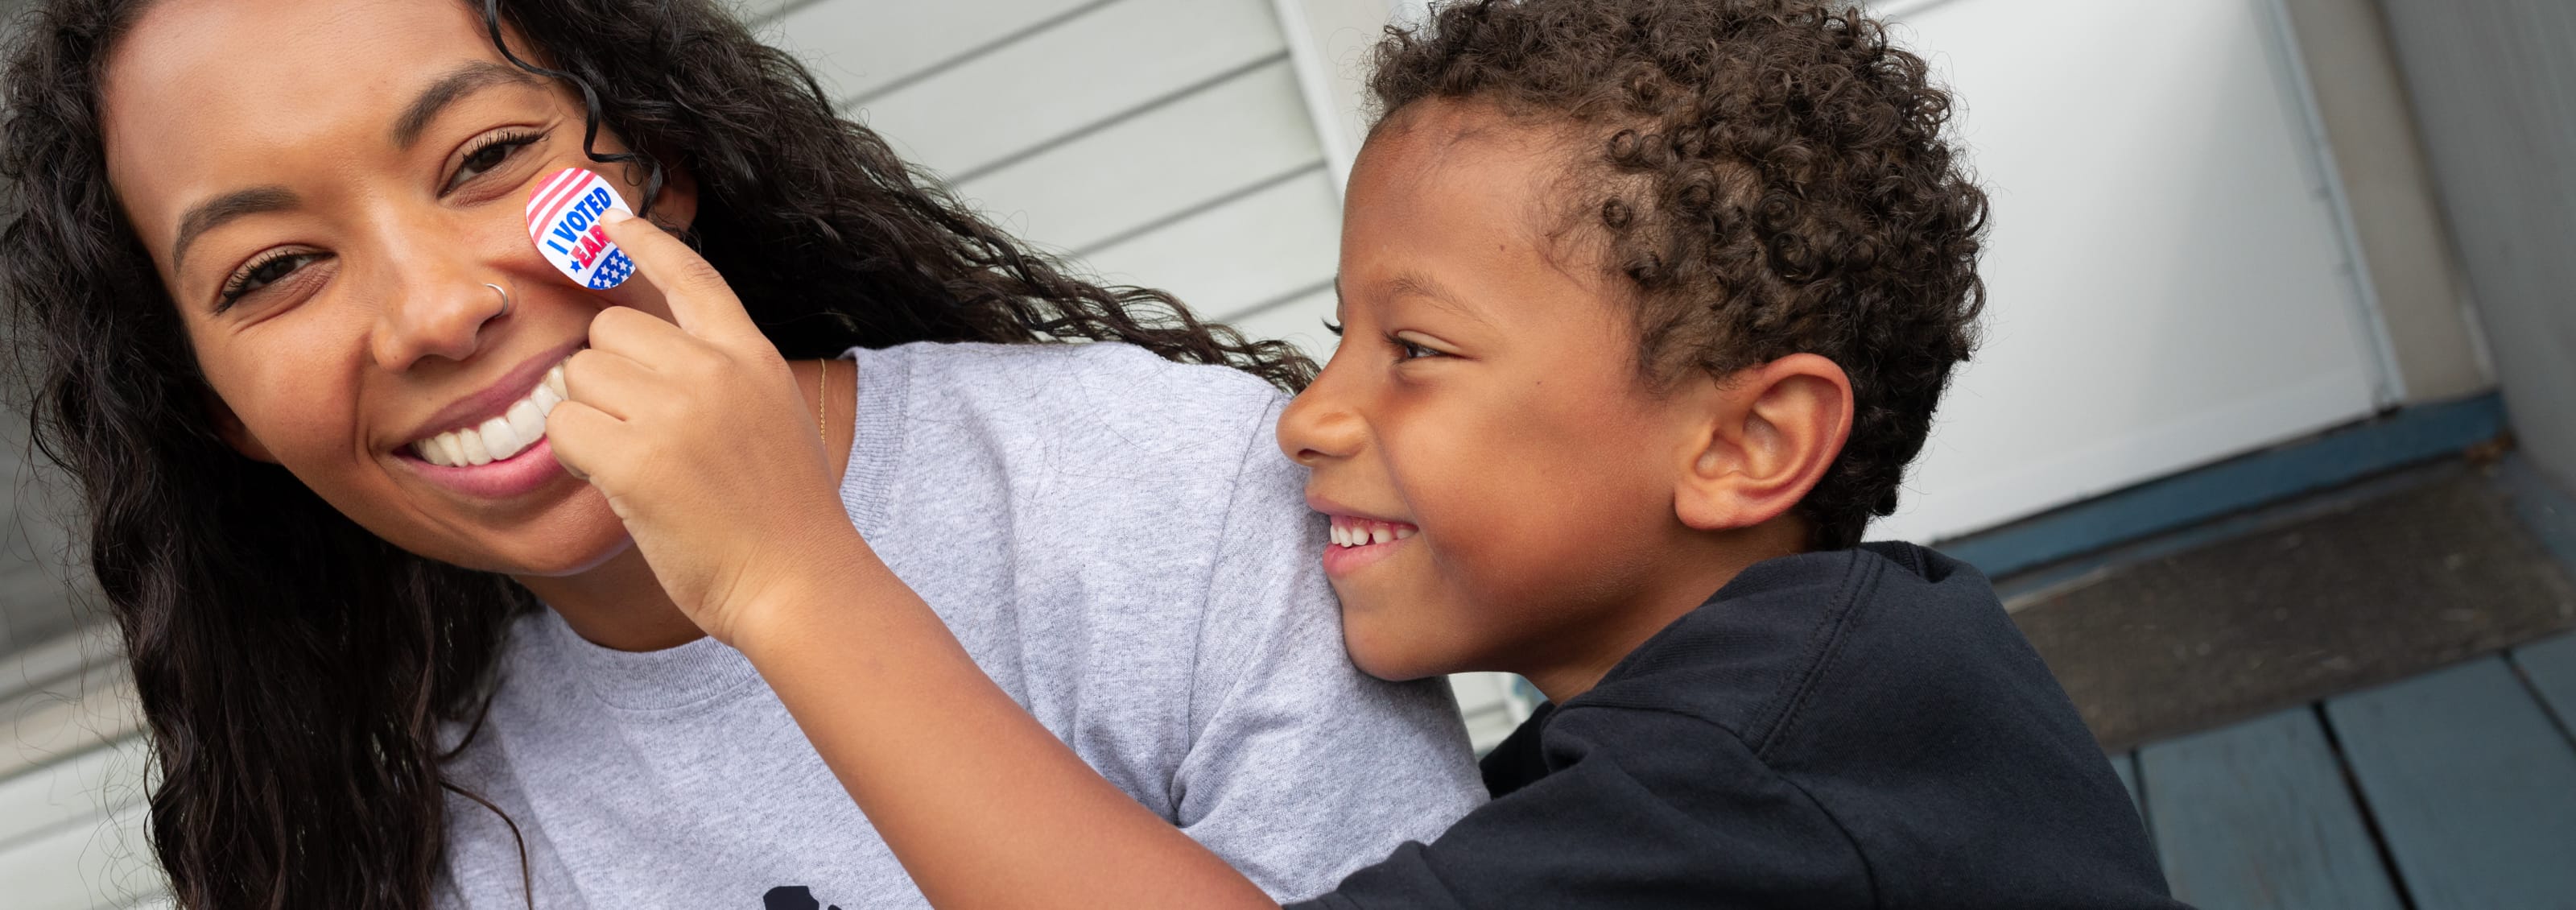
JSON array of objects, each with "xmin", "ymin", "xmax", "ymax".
[
  {"xmin": 559, "ymin": 345, "xmax": 661, "ymax": 424},
  {"xmin": 594, "ymin": 208, "xmax": 762, "ymax": 345},
  {"xmin": 543, "ymin": 399, "xmax": 625, "ymax": 485}
]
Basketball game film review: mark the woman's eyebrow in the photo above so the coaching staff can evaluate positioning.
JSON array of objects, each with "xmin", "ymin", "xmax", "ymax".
[
  {"xmin": 390, "ymin": 60, "xmax": 538, "ymax": 150},
  {"xmin": 172, "ymin": 185, "xmax": 298, "ymax": 273}
]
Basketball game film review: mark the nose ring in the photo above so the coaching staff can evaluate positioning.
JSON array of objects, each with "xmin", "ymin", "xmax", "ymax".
[{"xmin": 484, "ymin": 282, "xmax": 513, "ymax": 318}]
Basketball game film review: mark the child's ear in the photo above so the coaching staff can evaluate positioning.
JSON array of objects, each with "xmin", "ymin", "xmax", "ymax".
[
  {"xmin": 204, "ymin": 392, "xmax": 279, "ymax": 463},
  {"xmin": 1673, "ymin": 354, "xmax": 1853, "ymax": 532}
]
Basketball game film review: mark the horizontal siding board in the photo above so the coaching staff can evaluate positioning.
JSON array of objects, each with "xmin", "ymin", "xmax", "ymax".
[
  {"xmin": 0, "ymin": 736, "xmax": 149, "ymax": 852},
  {"xmin": 1448, "ymin": 672, "xmax": 1522, "ymax": 753},
  {"xmin": 1075, "ymin": 168, "xmax": 1340, "ymax": 318},
  {"xmin": 852, "ymin": 0, "xmax": 1286, "ymax": 177},
  {"xmin": 2137, "ymin": 708, "xmax": 2405, "ymax": 910},
  {"xmin": 2, "ymin": 668, "xmax": 140, "ymax": 784},
  {"xmin": 1216, "ymin": 283, "xmax": 1338, "ymax": 364},
  {"xmin": 0, "ymin": 799, "xmax": 161, "ymax": 910},
  {"xmin": 0, "ymin": 626, "xmax": 117, "ymax": 707},
  {"xmin": 758, "ymin": 0, "xmax": 1099, "ymax": 103},
  {"xmin": 954, "ymin": 59, "xmax": 1322, "ymax": 253},
  {"xmin": 2325, "ymin": 656, "xmax": 2576, "ymax": 908}
]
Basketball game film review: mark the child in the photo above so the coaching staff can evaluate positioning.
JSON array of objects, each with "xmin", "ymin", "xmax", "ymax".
[{"xmin": 572, "ymin": 0, "xmax": 2186, "ymax": 906}]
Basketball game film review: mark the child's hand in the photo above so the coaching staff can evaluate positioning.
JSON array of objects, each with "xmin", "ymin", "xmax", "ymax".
[{"xmin": 543, "ymin": 208, "xmax": 857, "ymax": 646}]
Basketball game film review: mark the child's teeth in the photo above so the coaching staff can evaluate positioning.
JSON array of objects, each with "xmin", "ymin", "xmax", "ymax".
[
  {"xmin": 1395, "ymin": 527, "xmax": 1415, "ymax": 540},
  {"xmin": 1369, "ymin": 524, "xmax": 1392, "ymax": 545}
]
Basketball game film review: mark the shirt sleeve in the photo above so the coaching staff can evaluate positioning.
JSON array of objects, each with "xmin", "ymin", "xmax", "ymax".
[
  {"xmin": 1167, "ymin": 397, "xmax": 1488, "ymax": 903},
  {"xmin": 1291, "ymin": 705, "xmax": 1876, "ymax": 910}
]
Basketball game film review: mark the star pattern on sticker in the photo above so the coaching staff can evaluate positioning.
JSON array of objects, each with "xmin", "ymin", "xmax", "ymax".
[{"xmin": 588, "ymin": 251, "xmax": 634, "ymax": 289}]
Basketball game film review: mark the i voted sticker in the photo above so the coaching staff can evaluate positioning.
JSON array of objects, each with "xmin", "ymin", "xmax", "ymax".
[{"xmin": 526, "ymin": 168, "xmax": 635, "ymax": 290}]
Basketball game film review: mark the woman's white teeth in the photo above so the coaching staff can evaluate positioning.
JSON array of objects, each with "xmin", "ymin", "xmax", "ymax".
[
  {"xmin": 506, "ymin": 401, "xmax": 546, "ymax": 450},
  {"xmin": 411, "ymin": 362, "xmax": 570, "ymax": 467},
  {"xmin": 453, "ymin": 428, "xmax": 492, "ymax": 465},
  {"xmin": 478, "ymin": 417, "xmax": 522, "ymax": 461},
  {"xmin": 530, "ymin": 383, "xmax": 563, "ymax": 413}
]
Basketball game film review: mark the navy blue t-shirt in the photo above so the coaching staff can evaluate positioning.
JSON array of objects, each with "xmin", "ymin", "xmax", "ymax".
[{"xmin": 1296, "ymin": 543, "xmax": 2186, "ymax": 909}]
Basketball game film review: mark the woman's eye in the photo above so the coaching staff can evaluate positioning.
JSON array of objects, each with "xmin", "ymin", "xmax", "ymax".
[
  {"xmin": 218, "ymin": 251, "xmax": 324, "ymax": 308},
  {"xmin": 444, "ymin": 132, "xmax": 541, "ymax": 194}
]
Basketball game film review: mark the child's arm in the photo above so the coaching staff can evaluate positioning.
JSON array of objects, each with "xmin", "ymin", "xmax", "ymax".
[
  {"xmin": 738, "ymin": 536, "xmax": 1282, "ymax": 910},
  {"xmin": 552, "ymin": 210, "xmax": 1282, "ymax": 909}
]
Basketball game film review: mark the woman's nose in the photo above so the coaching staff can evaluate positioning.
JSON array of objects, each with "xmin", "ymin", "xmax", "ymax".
[
  {"xmin": 1277, "ymin": 356, "xmax": 1365, "ymax": 466},
  {"xmin": 369, "ymin": 245, "xmax": 510, "ymax": 370}
]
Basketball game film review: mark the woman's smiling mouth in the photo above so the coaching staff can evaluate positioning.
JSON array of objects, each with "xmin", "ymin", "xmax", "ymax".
[
  {"xmin": 395, "ymin": 342, "xmax": 586, "ymax": 499},
  {"xmin": 410, "ymin": 356, "xmax": 570, "ymax": 465}
]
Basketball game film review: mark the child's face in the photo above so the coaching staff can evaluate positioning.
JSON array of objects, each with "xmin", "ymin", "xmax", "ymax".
[{"xmin": 1278, "ymin": 101, "xmax": 1769, "ymax": 688}]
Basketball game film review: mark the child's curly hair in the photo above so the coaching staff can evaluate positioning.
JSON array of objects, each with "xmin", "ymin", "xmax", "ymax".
[{"xmin": 1371, "ymin": 0, "xmax": 1988, "ymax": 549}]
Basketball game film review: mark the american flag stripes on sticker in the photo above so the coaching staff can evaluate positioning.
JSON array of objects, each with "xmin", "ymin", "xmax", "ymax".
[{"xmin": 526, "ymin": 167, "xmax": 636, "ymax": 290}]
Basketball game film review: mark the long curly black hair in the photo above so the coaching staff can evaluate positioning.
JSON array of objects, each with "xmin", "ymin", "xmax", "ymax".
[
  {"xmin": 1371, "ymin": 0, "xmax": 1988, "ymax": 548},
  {"xmin": 0, "ymin": 0, "xmax": 1312, "ymax": 906}
]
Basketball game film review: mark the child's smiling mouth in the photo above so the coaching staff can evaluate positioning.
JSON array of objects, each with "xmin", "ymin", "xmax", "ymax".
[{"xmin": 1323, "ymin": 512, "xmax": 1418, "ymax": 577}]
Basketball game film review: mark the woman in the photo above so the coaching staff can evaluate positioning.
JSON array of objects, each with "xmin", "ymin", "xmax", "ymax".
[{"xmin": 0, "ymin": 0, "xmax": 1484, "ymax": 906}]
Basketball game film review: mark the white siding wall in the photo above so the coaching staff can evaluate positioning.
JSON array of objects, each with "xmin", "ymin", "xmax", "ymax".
[
  {"xmin": 1864, "ymin": 0, "xmax": 2390, "ymax": 543},
  {"xmin": 0, "ymin": 627, "xmax": 159, "ymax": 909},
  {"xmin": 758, "ymin": 0, "xmax": 1344, "ymax": 328},
  {"xmin": 755, "ymin": 0, "xmax": 1534, "ymax": 747},
  {"xmin": 0, "ymin": 6, "xmax": 1525, "ymax": 904}
]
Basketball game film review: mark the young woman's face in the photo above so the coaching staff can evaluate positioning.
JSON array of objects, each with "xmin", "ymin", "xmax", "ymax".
[{"xmin": 100, "ymin": 0, "xmax": 691, "ymax": 575}]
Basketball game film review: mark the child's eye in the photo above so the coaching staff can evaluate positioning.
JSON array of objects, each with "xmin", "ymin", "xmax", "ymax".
[
  {"xmin": 1323, "ymin": 318, "xmax": 1344, "ymax": 337},
  {"xmin": 1390, "ymin": 335, "xmax": 1444, "ymax": 361},
  {"xmin": 217, "ymin": 250, "xmax": 328, "ymax": 311},
  {"xmin": 443, "ymin": 130, "xmax": 545, "ymax": 195}
]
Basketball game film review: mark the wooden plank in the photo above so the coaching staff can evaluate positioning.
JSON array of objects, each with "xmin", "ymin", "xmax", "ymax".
[
  {"xmin": 2107, "ymin": 750, "xmax": 2142, "ymax": 817},
  {"xmin": 2325, "ymin": 656, "xmax": 2576, "ymax": 908},
  {"xmin": 0, "ymin": 799, "xmax": 162, "ymax": 910},
  {"xmin": 2137, "ymin": 707, "xmax": 2405, "ymax": 910},
  {"xmin": 758, "ymin": 0, "xmax": 1097, "ymax": 102},
  {"xmin": 1211, "ymin": 283, "xmax": 1336, "ymax": 363},
  {"xmin": 2512, "ymin": 631, "xmax": 2576, "ymax": 730},
  {"xmin": 954, "ymin": 59, "xmax": 1322, "ymax": 253},
  {"xmin": 1075, "ymin": 168, "xmax": 1339, "ymax": 318},
  {"xmin": 855, "ymin": 0, "xmax": 1286, "ymax": 177},
  {"xmin": 0, "ymin": 736, "xmax": 149, "ymax": 850}
]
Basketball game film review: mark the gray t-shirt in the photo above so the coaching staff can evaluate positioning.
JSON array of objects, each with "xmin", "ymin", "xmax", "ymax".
[{"xmin": 434, "ymin": 341, "xmax": 1486, "ymax": 908}]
